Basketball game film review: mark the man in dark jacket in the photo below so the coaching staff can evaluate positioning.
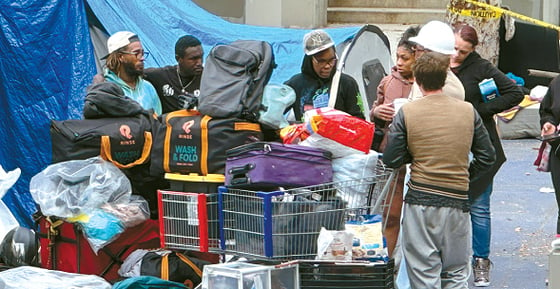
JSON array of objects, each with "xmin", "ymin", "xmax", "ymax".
[
  {"xmin": 144, "ymin": 35, "xmax": 204, "ymax": 113},
  {"xmin": 383, "ymin": 52, "xmax": 495, "ymax": 289},
  {"xmin": 284, "ymin": 29, "xmax": 364, "ymax": 121}
]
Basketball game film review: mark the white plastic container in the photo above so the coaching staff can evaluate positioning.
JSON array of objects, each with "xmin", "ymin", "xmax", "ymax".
[
  {"xmin": 201, "ymin": 261, "xmax": 299, "ymax": 289},
  {"xmin": 549, "ymin": 239, "xmax": 560, "ymax": 288}
]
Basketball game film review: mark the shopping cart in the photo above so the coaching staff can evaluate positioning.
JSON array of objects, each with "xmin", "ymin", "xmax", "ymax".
[
  {"xmin": 218, "ymin": 160, "xmax": 399, "ymax": 260},
  {"xmin": 157, "ymin": 190, "xmax": 221, "ymax": 253}
]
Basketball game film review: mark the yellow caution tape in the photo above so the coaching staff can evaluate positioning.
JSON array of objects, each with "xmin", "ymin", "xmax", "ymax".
[
  {"xmin": 448, "ymin": 0, "xmax": 560, "ymax": 31},
  {"xmin": 448, "ymin": 4, "xmax": 502, "ymax": 19}
]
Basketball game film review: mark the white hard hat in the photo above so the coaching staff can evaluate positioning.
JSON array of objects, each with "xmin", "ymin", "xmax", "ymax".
[
  {"xmin": 409, "ymin": 21, "xmax": 455, "ymax": 55},
  {"xmin": 303, "ymin": 29, "xmax": 335, "ymax": 56}
]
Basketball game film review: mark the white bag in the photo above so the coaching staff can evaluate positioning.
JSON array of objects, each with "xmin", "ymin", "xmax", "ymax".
[
  {"xmin": 332, "ymin": 151, "xmax": 379, "ymax": 208},
  {"xmin": 0, "ymin": 266, "xmax": 111, "ymax": 289},
  {"xmin": 0, "ymin": 166, "xmax": 21, "ymax": 243}
]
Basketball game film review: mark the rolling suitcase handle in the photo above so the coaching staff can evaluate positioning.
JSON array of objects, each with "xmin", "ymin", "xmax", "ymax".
[{"xmin": 227, "ymin": 164, "xmax": 255, "ymax": 185}]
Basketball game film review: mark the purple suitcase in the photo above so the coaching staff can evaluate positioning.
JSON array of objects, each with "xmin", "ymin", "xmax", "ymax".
[{"xmin": 225, "ymin": 142, "xmax": 333, "ymax": 188}]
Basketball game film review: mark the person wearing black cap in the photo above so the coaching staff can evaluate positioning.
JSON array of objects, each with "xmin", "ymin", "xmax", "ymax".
[
  {"xmin": 144, "ymin": 35, "xmax": 204, "ymax": 113},
  {"xmin": 284, "ymin": 29, "xmax": 364, "ymax": 121},
  {"xmin": 101, "ymin": 31, "xmax": 162, "ymax": 115}
]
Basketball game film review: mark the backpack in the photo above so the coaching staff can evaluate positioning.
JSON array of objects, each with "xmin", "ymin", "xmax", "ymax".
[
  {"xmin": 198, "ymin": 40, "xmax": 276, "ymax": 122},
  {"xmin": 118, "ymin": 249, "xmax": 209, "ymax": 289}
]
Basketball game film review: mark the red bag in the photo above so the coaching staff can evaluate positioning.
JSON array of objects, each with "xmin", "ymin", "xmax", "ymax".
[
  {"xmin": 307, "ymin": 108, "xmax": 374, "ymax": 153},
  {"xmin": 38, "ymin": 216, "xmax": 160, "ymax": 282}
]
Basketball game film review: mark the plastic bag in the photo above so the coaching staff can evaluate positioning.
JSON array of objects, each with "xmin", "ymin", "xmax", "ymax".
[
  {"xmin": 534, "ymin": 141, "xmax": 551, "ymax": 172},
  {"xmin": 300, "ymin": 133, "xmax": 363, "ymax": 158},
  {"xmin": 77, "ymin": 209, "xmax": 125, "ymax": 254},
  {"xmin": 345, "ymin": 214, "xmax": 387, "ymax": 261},
  {"xmin": 304, "ymin": 108, "xmax": 374, "ymax": 154},
  {"xmin": 100, "ymin": 195, "xmax": 150, "ymax": 228},
  {"xmin": 316, "ymin": 227, "xmax": 354, "ymax": 261},
  {"xmin": 332, "ymin": 151, "xmax": 379, "ymax": 208},
  {"xmin": 0, "ymin": 266, "xmax": 111, "ymax": 289},
  {"xmin": 29, "ymin": 156, "xmax": 132, "ymax": 219},
  {"xmin": 0, "ymin": 166, "xmax": 20, "ymax": 244},
  {"xmin": 279, "ymin": 123, "xmax": 310, "ymax": 144}
]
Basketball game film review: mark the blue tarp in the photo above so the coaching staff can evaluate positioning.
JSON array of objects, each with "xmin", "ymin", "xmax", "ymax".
[
  {"xmin": 0, "ymin": 0, "xmax": 359, "ymax": 227},
  {"xmin": 0, "ymin": 0, "xmax": 96, "ymax": 227},
  {"xmin": 86, "ymin": 0, "xmax": 360, "ymax": 84}
]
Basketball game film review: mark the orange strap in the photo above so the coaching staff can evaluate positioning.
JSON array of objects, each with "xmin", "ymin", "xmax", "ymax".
[
  {"xmin": 163, "ymin": 110, "xmax": 201, "ymax": 172},
  {"xmin": 161, "ymin": 254, "xmax": 169, "ymax": 280},
  {"xmin": 177, "ymin": 253, "xmax": 202, "ymax": 278},
  {"xmin": 100, "ymin": 131, "xmax": 152, "ymax": 169}
]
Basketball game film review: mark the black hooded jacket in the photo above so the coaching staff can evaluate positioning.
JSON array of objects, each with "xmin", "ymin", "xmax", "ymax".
[
  {"xmin": 83, "ymin": 82, "xmax": 149, "ymax": 118},
  {"xmin": 451, "ymin": 51, "xmax": 523, "ymax": 198},
  {"xmin": 284, "ymin": 54, "xmax": 364, "ymax": 121}
]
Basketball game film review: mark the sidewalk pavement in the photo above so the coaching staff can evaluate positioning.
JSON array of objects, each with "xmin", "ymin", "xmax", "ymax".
[{"xmin": 488, "ymin": 139, "xmax": 553, "ymax": 289}]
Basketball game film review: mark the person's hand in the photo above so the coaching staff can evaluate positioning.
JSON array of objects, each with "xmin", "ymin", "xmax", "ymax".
[
  {"xmin": 371, "ymin": 103, "xmax": 395, "ymax": 122},
  {"xmin": 542, "ymin": 122, "xmax": 556, "ymax": 136}
]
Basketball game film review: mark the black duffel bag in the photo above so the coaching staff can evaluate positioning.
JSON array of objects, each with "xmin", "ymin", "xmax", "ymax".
[
  {"xmin": 50, "ymin": 114, "xmax": 155, "ymax": 169},
  {"xmin": 150, "ymin": 109, "xmax": 263, "ymax": 175}
]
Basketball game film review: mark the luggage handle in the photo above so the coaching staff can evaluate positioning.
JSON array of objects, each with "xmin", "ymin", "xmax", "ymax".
[
  {"xmin": 100, "ymin": 131, "xmax": 152, "ymax": 169},
  {"xmin": 228, "ymin": 163, "xmax": 255, "ymax": 175},
  {"xmin": 230, "ymin": 176, "xmax": 250, "ymax": 185}
]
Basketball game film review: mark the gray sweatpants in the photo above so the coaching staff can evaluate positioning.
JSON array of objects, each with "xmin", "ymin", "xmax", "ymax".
[{"xmin": 402, "ymin": 203, "xmax": 472, "ymax": 289}]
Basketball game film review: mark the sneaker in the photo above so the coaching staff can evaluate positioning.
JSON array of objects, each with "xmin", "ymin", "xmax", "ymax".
[{"xmin": 473, "ymin": 257, "xmax": 491, "ymax": 287}]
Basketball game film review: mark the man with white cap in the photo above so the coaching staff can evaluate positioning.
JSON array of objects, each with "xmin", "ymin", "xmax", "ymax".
[
  {"xmin": 284, "ymin": 29, "xmax": 363, "ymax": 121},
  {"xmin": 408, "ymin": 20, "xmax": 465, "ymax": 101},
  {"xmin": 102, "ymin": 31, "xmax": 162, "ymax": 115}
]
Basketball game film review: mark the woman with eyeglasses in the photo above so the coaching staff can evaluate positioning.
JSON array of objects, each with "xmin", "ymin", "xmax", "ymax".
[
  {"xmin": 284, "ymin": 29, "xmax": 364, "ymax": 121},
  {"xmin": 102, "ymin": 31, "xmax": 162, "ymax": 115}
]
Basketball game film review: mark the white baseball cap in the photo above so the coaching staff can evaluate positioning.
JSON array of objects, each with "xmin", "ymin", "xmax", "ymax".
[
  {"xmin": 101, "ymin": 31, "xmax": 139, "ymax": 60},
  {"xmin": 303, "ymin": 29, "xmax": 335, "ymax": 56}
]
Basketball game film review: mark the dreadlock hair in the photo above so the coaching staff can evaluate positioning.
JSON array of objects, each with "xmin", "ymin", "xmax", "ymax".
[{"xmin": 105, "ymin": 46, "xmax": 128, "ymax": 72}]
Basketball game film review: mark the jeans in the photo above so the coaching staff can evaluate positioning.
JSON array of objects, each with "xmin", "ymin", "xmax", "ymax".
[{"xmin": 470, "ymin": 183, "xmax": 492, "ymax": 259}]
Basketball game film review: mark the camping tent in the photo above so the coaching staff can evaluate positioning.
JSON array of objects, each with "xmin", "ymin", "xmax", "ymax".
[{"xmin": 0, "ymin": 0, "xmax": 370, "ymax": 227}]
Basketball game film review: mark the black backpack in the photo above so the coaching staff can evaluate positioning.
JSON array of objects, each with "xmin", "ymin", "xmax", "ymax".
[{"xmin": 198, "ymin": 40, "xmax": 276, "ymax": 122}]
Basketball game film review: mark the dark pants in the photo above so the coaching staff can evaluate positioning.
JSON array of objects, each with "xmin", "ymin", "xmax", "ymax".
[{"xmin": 549, "ymin": 145, "xmax": 560, "ymax": 234}]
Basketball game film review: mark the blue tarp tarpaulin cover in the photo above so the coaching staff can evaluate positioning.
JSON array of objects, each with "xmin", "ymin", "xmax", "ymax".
[
  {"xmin": 0, "ymin": 0, "xmax": 359, "ymax": 227},
  {"xmin": 86, "ymin": 0, "xmax": 359, "ymax": 84},
  {"xmin": 0, "ymin": 0, "xmax": 96, "ymax": 227}
]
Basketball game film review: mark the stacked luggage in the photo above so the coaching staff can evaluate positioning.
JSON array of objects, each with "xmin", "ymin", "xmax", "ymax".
[{"xmin": 10, "ymin": 39, "xmax": 397, "ymax": 288}]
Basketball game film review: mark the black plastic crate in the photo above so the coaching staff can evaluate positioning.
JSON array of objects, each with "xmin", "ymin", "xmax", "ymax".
[{"xmin": 297, "ymin": 259, "xmax": 394, "ymax": 289}]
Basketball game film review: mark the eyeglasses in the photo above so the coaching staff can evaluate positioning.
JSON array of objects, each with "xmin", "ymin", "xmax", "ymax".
[
  {"xmin": 312, "ymin": 56, "xmax": 337, "ymax": 67},
  {"xmin": 120, "ymin": 50, "xmax": 150, "ymax": 59}
]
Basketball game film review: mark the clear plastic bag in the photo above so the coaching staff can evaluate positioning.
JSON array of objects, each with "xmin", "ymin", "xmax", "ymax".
[
  {"xmin": 0, "ymin": 166, "xmax": 21, "ymax": 244},
  {"xmin": 78, "ymin": 209, "xmax": 125, "ymax": 254},
  {"xmin": 100, "ymin": 195, "xmax": 150, "ymax": 228},
  {"xmin": 0, "ymin": 266, "xmax": 111, "ymax": 289},
  {"xmin": 29, "ymin": 156, "xmax": 132, "ymax": 219}
]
